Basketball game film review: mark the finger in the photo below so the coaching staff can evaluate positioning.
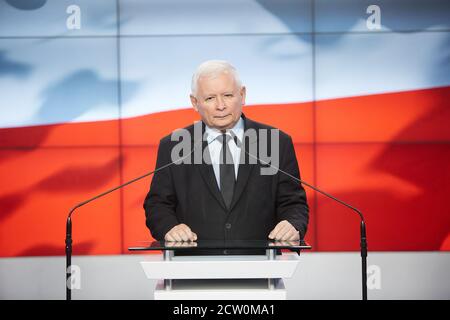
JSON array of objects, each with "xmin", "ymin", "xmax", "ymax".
[
  {"xmin": 269, "ymin": 221, "xmax": 285, "ymax": 239},
  {"xmin": 275, "ymin": 221, "xmax": 298, "ymax": 240},
  {"xmin": 178, "ymin": 225, "xmax": 196, "ymax": 241},
  {"xmin": 178, "ymin": 228, "xmax": 191, "ymax": 242},
  {"xmin": 290, "ymin": 230, "xmax": 300, "ymax": 241},
  {"xmin": 178, "ymin": 225, "xmax": 195, "ymax": 241},
  {"xmin": 171, "ymin": 230, "xmax": 183, "ymax": 242},
  {"xmin": 274, "ymin": 224, "xmax": 291, "ymax": 240},
  {"xmin": 165, "ymin": 233, "xmax": 175, "ymax": 242},
  {"xmin": 285, "ymin": 227, "xmax": 300, "ymax": 241},
  {"xmin": 281, "ymin": 228, "xmax": 296, "ymax": 241},
  {"xmin": 188, "ymin": 227, "xmax": 197, "ymax": 241},
  {"xmin": 268, "ymin": 223, "xmax": 280, "ymax": 239},
  {"xmin": 279, "ymin": 226, "xmax": 296, "ymax": 241}
]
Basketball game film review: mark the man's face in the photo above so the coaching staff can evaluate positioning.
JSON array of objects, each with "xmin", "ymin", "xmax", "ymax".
[{"xmin": 190, "ymin": 71, "xmax": 246, "ymax": 131}]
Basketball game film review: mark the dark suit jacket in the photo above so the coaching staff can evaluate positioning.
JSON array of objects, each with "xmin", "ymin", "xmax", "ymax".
[{"xmin": 143, "ymin": 114, "xmax": 309, "ymax": 253}]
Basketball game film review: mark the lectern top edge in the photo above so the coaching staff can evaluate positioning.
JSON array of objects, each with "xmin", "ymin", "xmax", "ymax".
[{"xmin": 128, "ymin": 239, "xmax": 312, "ymax": 251}]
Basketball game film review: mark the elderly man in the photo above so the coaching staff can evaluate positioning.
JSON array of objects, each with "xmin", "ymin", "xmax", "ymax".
[{"xmin": 144, "ymin": 60, "xmax": 309, "ymax": 250}]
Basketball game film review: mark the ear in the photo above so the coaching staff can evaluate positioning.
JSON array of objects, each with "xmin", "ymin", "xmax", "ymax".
[
  {"xmin": 240, "ymin": 86, "xmax": 246, "ymax": 106},
  {"xmin": 190, "ymin": 94, "xmax": 199, "ymax": 112}
]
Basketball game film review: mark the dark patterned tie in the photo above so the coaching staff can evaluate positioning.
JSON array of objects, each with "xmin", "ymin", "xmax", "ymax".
[{"xmin": 218, "ymin": 133, "xmax": 235, "ymax": 209}]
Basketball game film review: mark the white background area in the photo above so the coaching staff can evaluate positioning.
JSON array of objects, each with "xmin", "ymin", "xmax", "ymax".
[{"xmin": 0, "ymin": 252, "xmax": 449, "ymax": 300}]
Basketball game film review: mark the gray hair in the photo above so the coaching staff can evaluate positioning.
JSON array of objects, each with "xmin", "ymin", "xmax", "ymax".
[{"xmin": 191, "ymin": 60, "xmax": 242, "ymax": 96}]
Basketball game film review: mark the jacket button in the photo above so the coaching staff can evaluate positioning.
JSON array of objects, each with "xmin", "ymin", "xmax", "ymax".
[
  {"xmin": 223, "ymin": 250, "xmax": 229, "ymax": 254},
  {"xmin": 225, "ymin": 223, "xmax": 232, "ymax": 229}
]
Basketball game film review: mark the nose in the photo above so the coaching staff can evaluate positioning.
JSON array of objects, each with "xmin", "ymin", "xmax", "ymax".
[{"xmin": 216, "ymin": 96, "xmax": 226, "ymax": 110}]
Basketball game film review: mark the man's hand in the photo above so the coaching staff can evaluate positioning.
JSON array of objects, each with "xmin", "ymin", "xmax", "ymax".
[
  {"xmin": 165, "ymin": 224, "xmax": 197, "ymax": 242},
  {"xmin": 268, "ymin": 220, "xmax": 300, "ymax": 241}
]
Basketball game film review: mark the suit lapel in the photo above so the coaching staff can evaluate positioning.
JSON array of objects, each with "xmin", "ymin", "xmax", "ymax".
[{"xmin": 228, "ymin": 161, "xmax": 254, "ymax": 212}]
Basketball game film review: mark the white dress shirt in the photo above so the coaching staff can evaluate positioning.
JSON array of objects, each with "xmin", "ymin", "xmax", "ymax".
[{"xmin": 204, "ymin": 117, "xmax": 244, "ymax": 189}]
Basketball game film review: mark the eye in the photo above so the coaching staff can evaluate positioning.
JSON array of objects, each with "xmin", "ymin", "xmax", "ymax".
[
  {"xmin": 224, "ymin": 94, "xmax": 234, "ymax": 98},
  {"xmin": 205, "ymin": 97, "xmax": 214, "ymax": 102}
]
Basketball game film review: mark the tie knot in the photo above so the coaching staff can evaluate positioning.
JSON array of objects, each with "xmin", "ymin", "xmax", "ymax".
[{"xmin": 217, "ymin": 133, "xmax": 232, "ymax": 144}]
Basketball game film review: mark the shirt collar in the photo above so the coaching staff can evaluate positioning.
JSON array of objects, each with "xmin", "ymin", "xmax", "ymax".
[{"xmin": 205, "ymin": 116, "xmax": 244, "ymax": 144}]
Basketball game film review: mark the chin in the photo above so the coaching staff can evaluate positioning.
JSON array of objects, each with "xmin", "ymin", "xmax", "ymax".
[{"xmin": 219, "ymin": 122, "xmax": 234, "ymax": 130}]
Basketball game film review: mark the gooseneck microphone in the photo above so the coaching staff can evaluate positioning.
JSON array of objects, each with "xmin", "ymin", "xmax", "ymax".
[
  {"xmin": 65, "ymin": 136, "xmax": 206, "ymax": 300},
  {"xmin": 230, "ymin": 131, "xmax": 368, "ymax": 300}
]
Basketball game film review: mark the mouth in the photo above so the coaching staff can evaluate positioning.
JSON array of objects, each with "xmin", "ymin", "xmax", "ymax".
[{"xmin": 214, "ymin": 115, "xmax": 230, "ymax": 119}]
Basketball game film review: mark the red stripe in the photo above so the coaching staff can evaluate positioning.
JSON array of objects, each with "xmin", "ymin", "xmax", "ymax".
[{"xmin": 0, "ymin": 87, "xmax": 449, "ymax": 257}]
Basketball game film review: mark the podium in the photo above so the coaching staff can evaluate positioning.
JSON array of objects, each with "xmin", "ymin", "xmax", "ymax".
[{"xmin": 129, "ymin": 240, "xmax": 311, "ymax": 300}]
